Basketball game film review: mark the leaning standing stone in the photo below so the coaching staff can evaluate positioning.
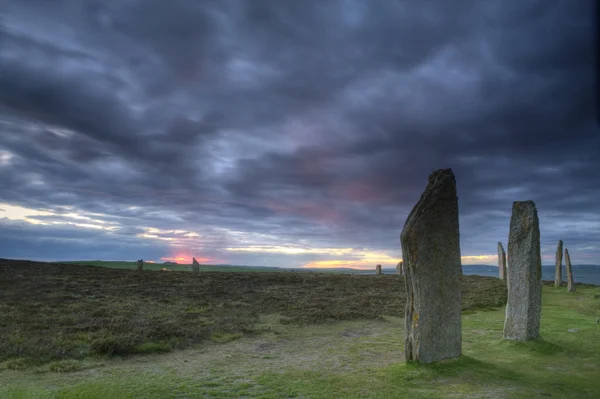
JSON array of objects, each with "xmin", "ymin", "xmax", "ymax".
[
  {"xmin": 376, "ymin": 264, "xmax": 382, "ymax": 275},
  {"xmin": 555, "ymin": 240, "xmax": 563, "ymax": 287},
  {"xmin": 565, "ymin": 249, "xmax": 576, "ymax": 292},
  {"xmin": 498, "ymin": 242, "xmax": 507, "ymax": 281},
  {"xmin": 137, "ymin": 259, "xmax": 144, "ymax": 272},
  {"xmin": 503, "ymin": 201, "xmax": 542, "ymax": 341},
  {"xmin": 401, "ymin": 168, "xmax": 462, "ymax": 363},
  {"xmin": 192, "ymin": 257, "xmax": 200, "ymax": 274}
]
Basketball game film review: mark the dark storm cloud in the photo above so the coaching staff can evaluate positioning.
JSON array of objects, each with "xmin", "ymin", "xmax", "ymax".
[{"xmin": 0, "ymin": 0, "xmax": 598, "ymax": 266}]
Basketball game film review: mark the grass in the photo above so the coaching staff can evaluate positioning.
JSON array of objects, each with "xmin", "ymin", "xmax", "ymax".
[
  {"xmin": 0, "ymin": 285, "xmax": 598, "ymax": 398},
  {"xmin": 1, "ymin": 258, "xmax": 598, "ymax": 397},
  {"xmin": 0, "ymin": 259, "xmax": 506, "ymax": 367},
  {"xmin": 210, "ymin": 332, "xmax": 245, "ymax": 343}
]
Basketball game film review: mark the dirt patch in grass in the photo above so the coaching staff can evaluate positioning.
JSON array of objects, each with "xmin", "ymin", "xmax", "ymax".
[{"xmin": 0, "ymin": 258, "xmax": 507, "ymax": 365}]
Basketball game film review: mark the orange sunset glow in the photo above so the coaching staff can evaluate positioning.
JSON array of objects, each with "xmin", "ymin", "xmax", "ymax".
[
  {"xmin": 160, "ymin": 254, "xmax": 217, "ymax": 264},
  {"xmin": 160, "ymin": 256, "xmax": 189, "ymax": 263},
  {"xmin": 303, "ymin": 254, "xmax": 499, "ymax": 269},
  {"xmin": 302, "ymin": 260, "xmax": 387, "ymax": 270}
]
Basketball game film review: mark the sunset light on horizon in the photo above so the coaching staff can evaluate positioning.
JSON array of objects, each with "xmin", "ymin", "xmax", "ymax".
[
  {"xmin": 1, "ymin": 1, "xmax": 598, "ymax": 269},
  {"xmin": 1, "ymin": 2, "xmax": 598, "ymax": 396}
]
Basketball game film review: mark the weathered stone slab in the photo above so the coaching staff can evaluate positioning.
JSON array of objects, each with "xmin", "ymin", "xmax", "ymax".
[
  {"xmin": 401, "ymin": 168, "xmax": 462, "ymax": 363},
  {"xmin": 192, "ymin": 257, "xmax": 200, "ymax": 274},
  {"xmin": 503, "ymin": 200, "xmax": 542, "ymax": 341},
  {"xmin": 555, "ymin": 240, "xmax": 563, "ymax": 287},
  {"xmin": 396, "ymin": 261, "xmax": 403, "ymax": 275},
  {"xmin": 498, "ymin": 242, "xmax": 507, "ymax": 281},
  {"xmin": 137, "ymin": 259, "xmax": 144, "ymax": 272},
  {"xmin": 565, "ymin": 248, "xmax": 576, "ymax": 292},
  {"xmin": 376, "ymin": 264, "xmax": 382, "ymax": 275}
]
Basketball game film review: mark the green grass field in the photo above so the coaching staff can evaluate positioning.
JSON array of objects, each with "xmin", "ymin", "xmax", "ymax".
[{"xmin": 1, "ymin": 259, "xmax": 599, "ymax": 398}]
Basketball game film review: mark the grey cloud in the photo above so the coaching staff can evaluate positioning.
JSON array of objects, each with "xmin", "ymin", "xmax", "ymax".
[{"xmin": 0, "ymin": 0, "xmax": 598, "ymax": 266}]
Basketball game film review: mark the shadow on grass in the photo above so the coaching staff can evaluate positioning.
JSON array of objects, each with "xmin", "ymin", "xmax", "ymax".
[
  {"xmin": 498, "ymin": 336, "xmax": 564, "ymax": 356},
  {"xmin": 402, "ymin": 355, "xmax": 523, "ymax": 382}
]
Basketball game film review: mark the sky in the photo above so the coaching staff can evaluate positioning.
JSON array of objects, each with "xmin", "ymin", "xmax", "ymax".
[{"xmin": 0, "ymin": 0, "xmax": 599, "ymax": 269}]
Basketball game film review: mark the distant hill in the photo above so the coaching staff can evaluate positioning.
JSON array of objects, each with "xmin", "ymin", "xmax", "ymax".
[{"xmin": 9, "ymin": 259, "xmax": 598, "ymax": 275}]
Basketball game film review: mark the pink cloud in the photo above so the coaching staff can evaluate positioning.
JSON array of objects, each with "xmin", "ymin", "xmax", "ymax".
[
  {"xmin": 266, "ymin": 200, "xmax": 344, "ymax": 224},
  {"xmin": 338, "ymin": 180, "xmax": 386, "ymax": 204}
]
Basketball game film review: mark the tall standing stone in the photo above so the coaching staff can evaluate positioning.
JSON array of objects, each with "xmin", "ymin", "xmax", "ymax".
[
  {"xmin": 396, "ymin": 261, "xmax": 403, "ymax": 275},
  {"xmin": 565, "ymin": 249, "xmax": 576, "ymax": 292},
  {"xmin": 555, "ymin": 240, "xmax": 563, "ymax": 287},
  {"xmin": 498, "ymin": 242, "xmax": 507, "ymax": 281},
  {"xmin": 376, "ymin": 264, "xmax": 382, "ymax": 275},
  {"xmin": 401, "ymin": 168, "xmax": 462, "ymax": 363},
  {"xmin": 137, "ymin": 259, "xmax": 144, "ymax": 272},
  {"xmin": 192, "ymin": 257, "xmax": 200, "ymax": 274},
  {"xmin": 503, "ymin": 201, "xmax": 542, "ymax": 341}
]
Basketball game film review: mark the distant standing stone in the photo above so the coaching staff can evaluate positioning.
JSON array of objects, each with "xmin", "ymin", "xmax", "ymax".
[
  {"xmin": 376, "ymin": 264, "xmax": 382, "ymax": 275},
  {"xmin": 401, "ymin": 168, "xmax": 462, "ymax": 363},
  {"xmin": 497, "ymin": 242, "xmax": 507, "ymax": 281},
  {"xmin": 555, "ymin": 240, "xmax": 563, "ymax": 287},
  {"xmin": 396, "ymin": 261, "xmax": 403, "ymax": 276},
  {"xmin": 137, "ymin": 259, "xmax": 143, "ymax": 272},
  {"xmin": 564, "ymin": 248, "xmax": 576, "ymax": 293},
  {"xmin": 503, "ymin": 201, "xmax": 542, "ymax": 341},
  {"xmin": 192, "ymin": 257, "xmax": 200, "ymax": 274}
]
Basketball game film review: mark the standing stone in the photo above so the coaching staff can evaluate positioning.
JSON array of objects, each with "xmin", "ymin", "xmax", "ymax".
[
  {"xmin": 565, "ymin": 249, "xmax": 576, "ymax": 293},
  {"xmin": 555, "ymin": 240, "xmax": 563, "ymax": 287},
  {"xmin": 396, "ymin": 261, "xmax": 404, "ymax": 276},
  {"xmin": 401, "ymin": 168, "xmax": 462, "ymax": 363},
  {"xmin": 376, "ymin": 264, "xmax": 382, "ymax": 275},
  {"xmin": 498, "ymin": 242, "xmax": 507, "ymax": 281},
  {"xmin": 192, "ymin": 257, "xmax": 200, "ymax": 274},
  {"xmin": 503, "ymin": 201, "xmax": 542, "ymax": 341},
  {"xmin": 137, "ymin": 259, "xmax": 144, "ymax": 272}
]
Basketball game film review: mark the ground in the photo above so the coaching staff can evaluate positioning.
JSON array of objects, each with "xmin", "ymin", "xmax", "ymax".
[{"xmin": 0, "ymin": 259, "xmax": 599, "ymax": 398}]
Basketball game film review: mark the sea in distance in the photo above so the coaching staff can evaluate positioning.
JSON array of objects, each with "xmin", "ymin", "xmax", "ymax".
[
  {"xmin": 462, "ymin": 265, "xmax": 600, "ymax": 285},
  {"xmin": 364, "ymin": 265, "xmax": 600, "ymax": 285}
]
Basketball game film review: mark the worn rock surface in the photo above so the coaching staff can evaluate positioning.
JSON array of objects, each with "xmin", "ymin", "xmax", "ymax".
[
  {"xmin": 503, "ymin": 200, "xmax": 542, "ymax": 341},
  {"xmin": 565, "ymin": 249, "xmax": 576, "ymax": 292},
  {"xmin": 192, "ymin": 257, "xmax": 200, "ymax": 274},
  {"xmin": 396, "ymin": 261, "xmax": 403, "ymax": 275},
  {"xmin": 376, "ymin": 264, "xmax": 382, "ymax": 275},
  {"xmin": 498, "ymin": 242, "xmax": 507, "ymax": 281},
  {"xmin": 555, "ymin": 240, "xmax": 563, "ymax": 287},
  {"xmin": 400, "ymin": 168, "xmax": 462, "ymax": 363}
]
